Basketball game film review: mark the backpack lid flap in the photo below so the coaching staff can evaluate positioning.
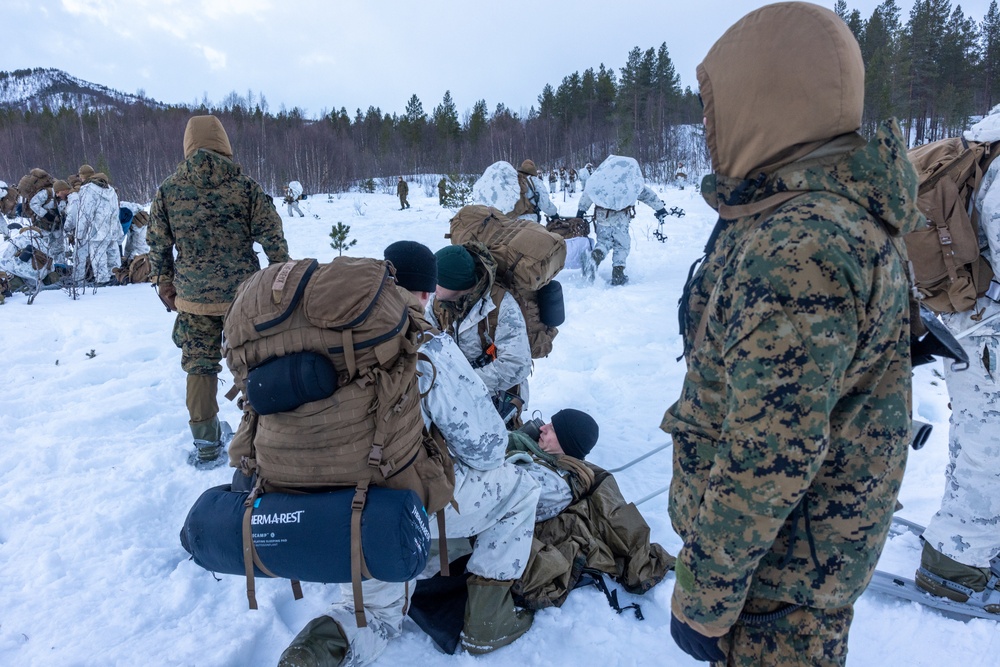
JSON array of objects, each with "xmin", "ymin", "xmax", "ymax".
[
  {"xmin": 250, "ymin": 259, "xmax": 320, "ymax": 333},
  {"xmin": 302, "ymin": 257, "xmax": 392, "ymax": 330}
]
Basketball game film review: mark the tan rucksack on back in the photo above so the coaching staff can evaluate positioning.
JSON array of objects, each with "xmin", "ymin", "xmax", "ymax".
[
  {"xmin": 223, "ymin": 256, "xmax": 455, "ymax": 621},
  {"xmin": 16, "ymin": 169, "xmax": 54, "ymax": 217},
  {"xmin": 446, "ymin": 206, "xmax": 566, "ymax": 358},
  {"xmin": 546, "ymin": 216, "xmax": 590, "ymax": 240},
  {"xmin": 904, "ymin": 137, "xmax": 998, "ymax": 313},
  {"xmin": 447, "ymin": 205, "xmax": 566, "ymax": 290}
]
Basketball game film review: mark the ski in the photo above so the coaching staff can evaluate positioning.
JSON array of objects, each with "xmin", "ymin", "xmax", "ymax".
[
  {"xmin": 864, "ymin": 516, "xmax": 1000, "ymax": 622},
  {"xmin": 866, "ymin": 569, "xmax": 1000, "ymax": 622}
]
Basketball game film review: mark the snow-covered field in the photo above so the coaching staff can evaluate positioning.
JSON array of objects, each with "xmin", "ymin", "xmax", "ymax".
[{"xmin": 1, "ymin": 183, "xmax": 997, "ymax": 666}]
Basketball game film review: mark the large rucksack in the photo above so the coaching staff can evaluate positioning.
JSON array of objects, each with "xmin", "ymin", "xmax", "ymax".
[
  {"xmin": 16, "ymin": 168, "xmax": 54, "ymax": 218},
  {"xmin": 222, "ymin": 256, "xmax": 455, "ymax": 621},
  {"xmin": 904, "ymin": 137, "xmax": 999, "ymax": 313},
  {"xmin": 446, "ymin": 205, "xmax": 566, "ymax": 358}
]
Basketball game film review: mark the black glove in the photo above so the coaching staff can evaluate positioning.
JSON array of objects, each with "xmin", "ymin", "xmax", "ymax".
[
  {"xmin": 43, "ymin": 210, "xmax": 57, "ymax": 223},
  {"xmin": 549, "ymin": 212, "xmax": 560, "ymax": 222},
  {"xmin": 18, "ymin": 248, "xmax": 33, "ymax": 263},
  {"xmin": 576, "ymin": 210, "xmax": 586, "ymax": 219},
  {"xmin": 655, "ymin": 208, "xmax": 668, "ymax": 222},
  {"xmin": 670, "ymin": 614, "xmax": 726, "ymax": 663}
]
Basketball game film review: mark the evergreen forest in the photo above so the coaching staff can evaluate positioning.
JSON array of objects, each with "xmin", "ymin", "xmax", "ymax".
[{"xmin": 0, "ymin": 0, "xmax": 995, "ymax": 203}]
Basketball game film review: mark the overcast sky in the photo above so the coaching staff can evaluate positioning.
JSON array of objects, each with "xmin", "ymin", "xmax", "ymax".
[{"xmin": 7, "ymin": 0, "xmax": 995, "ymax": 119}]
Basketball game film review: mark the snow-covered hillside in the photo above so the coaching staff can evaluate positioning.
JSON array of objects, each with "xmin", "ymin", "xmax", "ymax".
[
  {"xmin": 0, "ymin": 68, "xmax": 163, "ymax": 113},
  {"xmin": 0, "ymin": 186, "xmax": 997, "ymax": 666}
]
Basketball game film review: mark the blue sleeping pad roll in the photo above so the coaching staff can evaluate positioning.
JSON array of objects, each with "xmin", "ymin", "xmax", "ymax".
[{"xmin": 180, "ymin": 484, "xmax": 430, "ymax": 583}]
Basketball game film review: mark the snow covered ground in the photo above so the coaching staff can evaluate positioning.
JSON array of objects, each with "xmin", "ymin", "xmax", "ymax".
[{"xmin": 1, "ymin": 183, "xmax": 997, "ymax": 666}]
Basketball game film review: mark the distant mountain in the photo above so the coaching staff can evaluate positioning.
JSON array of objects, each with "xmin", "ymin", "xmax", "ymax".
[{"xmin": 0, "ymin": 68, "xmax": 168, "ymax": 113}]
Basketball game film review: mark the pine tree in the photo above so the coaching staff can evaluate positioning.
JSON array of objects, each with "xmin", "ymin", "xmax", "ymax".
[
  {"xmin": 465, "ymin": 99, "xmax": 489, "ymax": 144},
  {"xmin": 432, "ymin": 90, "xmax": 461, "ymax": 142},
  {"xmin": 982, "ymin": 0, "xmax": 1000, "ymax": 109},
  {"xmin": 329, "ymin": 222, "xmax": 357, "ymax": 256}
]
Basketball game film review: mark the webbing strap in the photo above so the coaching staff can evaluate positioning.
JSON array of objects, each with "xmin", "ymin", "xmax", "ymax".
[
  {"xmin": 242, "ymin": 501, "xmax": 303, "ymax": 609},
  {"xmin": 350, "ymin": 481, "xmax": 370, "ymax": 628},
  {"xmin": 343, "ymin": 328, "xmax": 357, "ymax": 378},
  {"xmin": 241, "ymin": 505, "xmax": 259, "ymax": 610}
]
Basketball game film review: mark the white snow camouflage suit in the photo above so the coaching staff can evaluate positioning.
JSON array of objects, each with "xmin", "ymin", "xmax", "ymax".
[
  {"xmin": 578, "ymin": 184, "xmax": 665, "ymax": 268},
  {"xmin": 922, "ymin": 124, "xmax": 1000, "ymax": 569},
  {"xmin": 320, "ymin": 331, "xmax": 540, "ymax": 666},
  {"xmin": 71, "ymin": 178, "xmax": 121, "ymax": 284}
]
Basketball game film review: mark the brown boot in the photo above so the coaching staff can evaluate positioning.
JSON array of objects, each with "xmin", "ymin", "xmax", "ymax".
[
  {"xmin": 915, "ymin": 542, "xmax": 991, "ymax": 601},
  {"xmin": 278, "ymin": 615, "xmax": 349, "ymax": 667},
  {"xmin": 460, "ymin": 576, "xmax": 534, "ymax": 655}
]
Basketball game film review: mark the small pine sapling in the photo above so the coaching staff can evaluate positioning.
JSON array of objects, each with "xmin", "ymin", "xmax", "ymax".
[{"xmin": 329, "ymin": 222, "xmax": 357, "ymax": 256}]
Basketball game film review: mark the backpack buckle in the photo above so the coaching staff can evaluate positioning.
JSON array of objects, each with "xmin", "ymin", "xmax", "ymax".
[{"xmin": 368, "ymin": 444, "xmax": 384, "ymax": 468}]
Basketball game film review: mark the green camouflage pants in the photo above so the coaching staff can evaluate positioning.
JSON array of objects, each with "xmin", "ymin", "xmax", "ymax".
[
  {"xmin": 716, "ymin": 599, "xmax": 853, "ymax": 667},
  {"xmin": 171, "ymin": 312, "xmax": 224, "ymax": 376}
]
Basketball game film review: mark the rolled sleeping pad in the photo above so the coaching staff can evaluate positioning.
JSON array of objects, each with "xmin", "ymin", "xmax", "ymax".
[
  {"xmin": 180, "ymin": 484, "xmax": 430, "ymax": 583},
  {"xmin": 537, "ymin": 279, "xmax": 565, "ymax": 327}
]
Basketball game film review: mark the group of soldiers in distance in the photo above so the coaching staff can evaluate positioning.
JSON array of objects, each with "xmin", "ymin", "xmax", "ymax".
[{"xmin": 0, "ymin": 166, "xmax": 150, "ymax": 302}]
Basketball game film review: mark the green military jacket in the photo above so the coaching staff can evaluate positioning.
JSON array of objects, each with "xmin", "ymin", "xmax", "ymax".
[
  {"xmin": 661, "ymin": 120, "xmax": 923, "ymax": 632},
  {"xmin": 148, "ymin": 149, "xmax": 289, "ymax": 314}
]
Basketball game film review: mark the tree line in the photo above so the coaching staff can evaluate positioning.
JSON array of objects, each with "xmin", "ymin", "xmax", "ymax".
[
  {"xmin": 837, "ymin": 0, "xmax": 1000, "ymax": 143},
  {"xmin": 2, "ymin": 0, "xmax": 999, "ymax": 203}
]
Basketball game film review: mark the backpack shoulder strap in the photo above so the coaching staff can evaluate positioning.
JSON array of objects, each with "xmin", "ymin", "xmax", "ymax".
[{"xmin": 477, "ymin": 286, "xmax": 506, "ymax": 349}]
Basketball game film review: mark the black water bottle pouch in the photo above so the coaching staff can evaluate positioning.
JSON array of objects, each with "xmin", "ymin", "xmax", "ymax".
[{"xmin": 246, "ymin": 351, "xmax": 338, "ymax": 415}]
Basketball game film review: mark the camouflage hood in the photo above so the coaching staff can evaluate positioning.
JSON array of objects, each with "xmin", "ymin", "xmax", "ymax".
[
  {"xmin": 698, "ymin": 2, "xmax": 864, "ymax": 181},
  {"xmin": 173, "ymin": 148, "xmax": 243, "ymax": 193},
  {"xmin": 183, "ymin": 115, "xmax": 233, "ymax": 159},
  {"xmin": 701, "ymin": 119, "xmax": 924, "ymax": 238}
]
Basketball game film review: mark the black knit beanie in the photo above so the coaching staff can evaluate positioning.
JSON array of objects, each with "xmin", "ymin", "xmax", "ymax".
[
  {"xmin": 435, "ymin": 245, "xmax": 477, "ymax": 291},
  {"xmin": 551, "ymin": 409, "xmax": 599, "ymax": 460},
  {"xmin": 384, "ymin": 240, "xmax": 437, "ymax": 293}
]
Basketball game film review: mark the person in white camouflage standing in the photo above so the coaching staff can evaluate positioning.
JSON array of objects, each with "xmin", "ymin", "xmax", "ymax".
[
  {"xmin": 149, "ymin": 115, "xmax": 289, "ymax": 468},
  {"xmin": 71, "ymin": 165, "xmax": 121, "ymax": 287},
  {"xmin": 576, "ymin": 156, "xmax": 669, "ymax": 286},
  {"xmin": 661, "ymin": 4, "xmax": 922, "ymax": 665},
  {"xmin": 916, "ymin": 108, "xmax": 1000, "ymax": 609}
]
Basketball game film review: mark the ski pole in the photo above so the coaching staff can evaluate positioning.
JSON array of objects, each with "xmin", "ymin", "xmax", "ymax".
[
  {"xmin": 634, "ymin": 485, "xmax": 669, "ymax": 507},
  {"xmin": 606, "ymin": 439, "xmax": 673, "ymax": 473}
]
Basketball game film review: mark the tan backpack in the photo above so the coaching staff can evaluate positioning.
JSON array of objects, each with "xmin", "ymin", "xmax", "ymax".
[
  {"xmin": 546, "ymin": 216, "xmax": 591, "ymax": 240},
  {"xmin": 446, "ymin": 206, "xmax": 566, "ymax": 359},
  {"xmin": 16, "ymin": 169, "xmax": 54, "ymax": 217},
  {"xmin": 447, "ymin": 205, "xmax": 566, "ymax": 291},
  {"xmin": 223, "ymin": 256, "xmax": 455, "ymax": 620},
  {"xmin": 904, "ymin": 137, "xmax": 998, "ymax": 313}
]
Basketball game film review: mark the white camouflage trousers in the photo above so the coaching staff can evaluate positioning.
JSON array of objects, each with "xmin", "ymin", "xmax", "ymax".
[
  {"xmin": 923, "ymin": 333, "xmax": 1000, "ymax": 567},
  {"xmin": 324, "ymin": 460, "xmax": 539, "ymax": 666},
  {"xmin": 430, "ymin": 459, "xmax": 540, "ymax": 580},
  {"xmin": 593, "ymin": 209, "xmax": 631, "ymax": 267},
  {"xmin": 327, "ymin": 580, "xmax": 408, "ymax": 667}
]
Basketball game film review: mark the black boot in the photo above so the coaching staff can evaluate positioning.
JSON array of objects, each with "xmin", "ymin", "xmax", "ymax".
[{"xmin": 611, "ymin": 266, "xmax": 629, "ymax": 286}]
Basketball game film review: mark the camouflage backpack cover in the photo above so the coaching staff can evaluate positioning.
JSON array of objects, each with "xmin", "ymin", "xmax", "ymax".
[
  {"xmin": 222, "ymin": 256, "xmax": 455, "ymax": 619},
  {"xmin": 446, "ymin": 205, "xmax": 566, "ymax": 357},
  {"xmin": 904, "ymin": 137, "xmax": 999, "ymax": 313}
]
